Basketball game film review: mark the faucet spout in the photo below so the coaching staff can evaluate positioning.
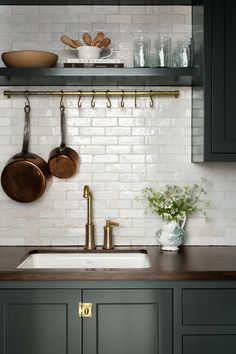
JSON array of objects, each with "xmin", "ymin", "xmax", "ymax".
[
  {"xmin": 83, "ymin": 185, "xmax": 92, "ymax": 225},
  {"xmin": 83, "ymin": 185, "xmax": 95, "ymax": 250},
  {"xmin": 83, "ymin": 185, "xmax": 90, "ymax": 199}
]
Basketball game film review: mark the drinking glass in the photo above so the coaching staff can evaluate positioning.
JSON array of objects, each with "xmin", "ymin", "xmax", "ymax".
[
  {"xmin": 155, "ymin": 36, "xmax": 171, "ymax": 67},
  {"xmin": 133, "ymin": 37, "xmax": 150, "ymax": 68},
  {"xmin": 176, "ymin": 37, "xmax": 194, "ymax": 67}
]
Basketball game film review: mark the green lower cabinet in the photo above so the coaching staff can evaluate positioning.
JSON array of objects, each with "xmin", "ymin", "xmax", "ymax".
[
  {"xmin": 82, "ymin": 289, "xmax": 172, "ymax": 354},
  {"xmin": 1, "ymin": 282, "xmax": 236, "ymax": 354},
  {"xmin": 183, "ymin": 335, "xmax": 236, "ymax": 354},
  {"xmin": 0, "ymin": 288, "xmax": 172, "ymax": 354},
  {"xmin": 0, "ymin": 289, "xmax": 82, "ymax": 354},
  {"xmin": 180, "ymin": 287, "xmax": 236, "ymax": 354}
]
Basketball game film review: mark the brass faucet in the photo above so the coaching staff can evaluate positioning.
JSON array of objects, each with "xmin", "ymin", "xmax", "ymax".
[{"xmin": 83, "ymin": 185, "xmax": 96, "ymax": 250}]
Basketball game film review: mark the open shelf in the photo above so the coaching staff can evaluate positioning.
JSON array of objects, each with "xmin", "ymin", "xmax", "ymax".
[
  {"xmin": 0, "ymin": 0, "xmax": 192, "ymax": 5},
  {"xmin": 0, "ymin": 67, "xmax": 198, "ymax": 87}
]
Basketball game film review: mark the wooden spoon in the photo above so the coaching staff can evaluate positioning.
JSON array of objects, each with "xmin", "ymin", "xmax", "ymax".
[
  {"xmin": 83, "ymin": 32, "xmax": 92, "ymax": 46},
  {"xmin": 91, "ymin": 31, "xmax": 105, "ymax": 46},
  {"xmin": 94, "ymin": 40, "xmax": 102, "ymax": 47},
  {"xmin": 61, "ymin": 35, "xmax": 78, "ymax": 49},
  {"xmin": 99, "ymin": 38, "xmax": 111, "ymax": 48},
  {"xmin": 72, "ymin": 39, "xmax": 83, "ymax": 48}
]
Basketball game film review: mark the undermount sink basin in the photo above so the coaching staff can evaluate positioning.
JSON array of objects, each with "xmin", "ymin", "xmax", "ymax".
[{"xmin": 17, "ymin": 251, "xmax": 151, "ymax": 269}]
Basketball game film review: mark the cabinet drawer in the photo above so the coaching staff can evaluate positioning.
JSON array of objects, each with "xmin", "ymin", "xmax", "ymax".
[
  {"xmin": 183, "ymin": 289, "xmax": 236, "ymax": 325},
  {"xmin": 183, "ymin": 335, "xmax": 236, "ymax": 354}
]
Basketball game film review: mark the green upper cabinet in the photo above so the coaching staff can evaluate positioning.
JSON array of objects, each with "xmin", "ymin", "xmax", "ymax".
[{"xmin": 192, "ymin": 0, "xmax": 236, "ymax": 161}]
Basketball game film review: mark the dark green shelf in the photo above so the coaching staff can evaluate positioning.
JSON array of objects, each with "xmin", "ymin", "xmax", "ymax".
[
  {"xmin": 0, "ymin": 0, "xmax": 192, "ymax": 5},
  {"xmin": 0, "ymin": 67, "xmax": 198, "ymax": 87}
]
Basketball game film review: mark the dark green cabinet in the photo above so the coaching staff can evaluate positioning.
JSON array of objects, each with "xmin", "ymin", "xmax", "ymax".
[
  {"xmin": 183, "ymin": 289, "xmax": 236, "ymax": 325},
  {"xmin": 192, "ymin": 0, "xmax": 236, "ymax": 161},
  {"xmin": 210, "ymin": 0, "xmax": 236, "ymax": 157},
  {"xmin": 1, "ymin": 281, "xmax": 236, "ymax": 354},
  {"xmin": 1, "ymin": 282, "xmax": 236, "ymax": 354},
  {"xmin": 183, "ymin": 335, "xmax": 236, "ymax": 354},
  {"xmin": 0, "ymin": 289, "xmax": 82, "ymax": 354},
  {"xmin": 180, "ymin": 287, "xmax": 236, "ymax": 354},
  {"xmin": 0, "ymin": 287, "xmax": 172, "ymax": 354},
  {"xmin": 83, "ymin": 289, "xmax": 172, "ymax": 354}
]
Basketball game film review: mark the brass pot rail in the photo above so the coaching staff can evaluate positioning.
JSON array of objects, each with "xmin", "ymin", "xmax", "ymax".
[
  {"xmin": 4, "ymin": 89, "xmax": 179, "ymax": 98},
  {"xmin": 4, "ymin": 89, "xmax": 179, "ymax": 108}
]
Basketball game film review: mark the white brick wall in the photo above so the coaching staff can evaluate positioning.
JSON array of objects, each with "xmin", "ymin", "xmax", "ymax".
[{"xmin": 0, "ymin": 5, "xmax": 235, "ymax": 246}]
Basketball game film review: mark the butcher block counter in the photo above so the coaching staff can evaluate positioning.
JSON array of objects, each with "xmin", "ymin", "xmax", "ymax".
[{"xmin": 0, "ymin": 245, "xmax": 236, "ymax": 281}]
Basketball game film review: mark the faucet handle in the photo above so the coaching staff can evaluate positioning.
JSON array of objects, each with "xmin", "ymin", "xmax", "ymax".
[
  {"xmin": 103, "ymin": 220, "xmax": 119, "ymax": 250},
  {"xmin": 105, "ymin": 220, "xmax": 119, "ymax": 228}
]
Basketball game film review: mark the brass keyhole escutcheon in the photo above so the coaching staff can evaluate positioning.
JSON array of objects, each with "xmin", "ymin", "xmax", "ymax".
[{"xmin": 78, "ymin": 303, "xmax": 92, "ymax": 317}]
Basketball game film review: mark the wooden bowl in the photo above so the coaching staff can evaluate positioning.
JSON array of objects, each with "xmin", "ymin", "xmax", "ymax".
[{"xmin": 1, "ymin": 50, "xmax": 58, "ymax": 68}]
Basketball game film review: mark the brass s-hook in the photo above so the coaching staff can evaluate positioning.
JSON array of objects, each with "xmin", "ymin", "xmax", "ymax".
[
  {"xmin": 24, "ymin": 90, "xmax": 31, "ymax": 113},
  {"xmin": 60, "ymin": 90, "xmax": 65, "ymax": 111},
  {"xmin": 106, "ymin": 90, "xmax": 112, "ymax": 108},
  {"xmin": 121, "ymin": 90, "xmax": 125, "ymax": 108},
  {"xmin": 134, "ymin": 90, "xmax": 137, "ymax": 108},
  {"xmin": 149, "ymin": 90, "xmax": 154, "ymax": 108},
  {"xmin": 78, "ymin": 90, "xmax": 82, "ymax": 108},
  {"xmin": 91, "ymin": 90, "xmax": 96, "ymax": 108}
]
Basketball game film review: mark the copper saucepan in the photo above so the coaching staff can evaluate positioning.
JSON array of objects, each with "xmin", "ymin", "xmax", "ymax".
[
  {"xmin": 1, "ymin": 98, "xmax": 51, "ymax": 203},
  {"xmin": 48, "ymin": 95, "xmax": 79, "ymax": 178}
]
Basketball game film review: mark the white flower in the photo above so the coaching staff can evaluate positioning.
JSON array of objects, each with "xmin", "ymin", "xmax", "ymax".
[{"xmin": 143, "ymin": 179, "xmax": 209, "ymax": 223}]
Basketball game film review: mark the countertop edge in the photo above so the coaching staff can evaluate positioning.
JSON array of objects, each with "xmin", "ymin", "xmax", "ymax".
[{"xmin": 1, "ymin": 245, "xmax": 236, "ymax": 281}]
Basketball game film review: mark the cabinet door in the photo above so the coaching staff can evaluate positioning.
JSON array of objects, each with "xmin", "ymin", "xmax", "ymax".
[
  {"xmin": 183, "ymin": 335, "xmax": 236, "ymax": 354},
  {"xmin": 210, "ymin": 0, "xmax": 236, "ymax": 157},
  {"xmin": 0, "ymin": 289, "xmax": 81, "ymax": 354},
  {"xmin": 82, "ymin": 289, "xmax": 172, "ymax": 354}
]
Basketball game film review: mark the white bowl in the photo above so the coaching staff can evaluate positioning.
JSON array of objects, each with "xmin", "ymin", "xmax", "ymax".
[{"xmin": 77, "ymin": 46, "xmax": 102, "ymax": 60}]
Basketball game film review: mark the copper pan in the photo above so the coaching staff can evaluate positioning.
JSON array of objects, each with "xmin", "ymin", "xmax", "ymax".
[
  {"xmin": 48, "ymin": 95, "xmax": 79, "ymax": 178},
  {"xmin": 1, "ymin": 97, "xmax": 51, "ymax": 203}
]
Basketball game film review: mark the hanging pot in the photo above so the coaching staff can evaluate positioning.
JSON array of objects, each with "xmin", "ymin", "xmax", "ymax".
[
  {"xmin": 48, "ymin": 98, "xmax": 79, "ymax": 178},
  {"xmin": 1, "ymin": 101, "xmax": 51, "ymax": 203}
]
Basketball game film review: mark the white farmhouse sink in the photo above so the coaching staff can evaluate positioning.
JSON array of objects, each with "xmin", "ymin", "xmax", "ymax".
[{"xmin": 17, "ymin": 252, "xmax": 151, "ymax": 269}]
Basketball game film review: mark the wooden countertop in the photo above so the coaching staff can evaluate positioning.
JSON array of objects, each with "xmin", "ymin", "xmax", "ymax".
[{"xmin": 0, "ymin": 245, "xmax": 236, "ymax": 281}]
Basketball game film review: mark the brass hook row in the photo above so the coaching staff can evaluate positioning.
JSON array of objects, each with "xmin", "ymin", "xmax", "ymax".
[{"xmin": 4, "ymin": 89, "xmax": 180, "ymax": 109}]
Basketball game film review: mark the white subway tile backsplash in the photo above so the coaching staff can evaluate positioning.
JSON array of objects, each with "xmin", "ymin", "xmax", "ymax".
[
  {"xmin": 93, "ymin": 23, "xmax": 120, "ymax": 33},
  {"xmin": 13, "ymin": 6, "xmax": 39, "ymax": 14},
  {"xmin": 106, "ymin": 15, "xmax": 131, "ymax": 24},
  {"xmin": 131, "ymin": 15, "xmax": 158, "ymax": 23},
  {"xmin": 106, "ymin": 163, "xmax": 132, "ymax": 172},
  {"xmin": 93, "ymin": 155, "xmax": 118, "ymax": 163},
  {"xmin": 119, "ymin": 136, "xmax": 145, "ymax": 145},
  {"xmin": 39, "ymin": 6, "xmax": 65, "ymax": 14},
  {"xmin": 0, "ymin": 5, "xmax": 235, "ymax": 246},
  {"xmin": 120, "ymin": 6, "xmax": 146, "ymax": 15}
]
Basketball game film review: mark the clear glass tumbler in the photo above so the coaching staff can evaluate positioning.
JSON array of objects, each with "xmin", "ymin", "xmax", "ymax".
[
  {"xmin": 177, "ymin": 37, "xmax": 194, "ymax": 67},
  {"xmin": 133, "ymin": 37, "xmax": 151, "ymax": 68},
  {"xmin": 155, "ymin": 36, "xmax": 171, "ymax": 67}
]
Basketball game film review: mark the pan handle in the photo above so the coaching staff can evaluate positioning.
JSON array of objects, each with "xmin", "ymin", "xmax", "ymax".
[
  {"xmin": 22, "ymin": 103, "xmax": 31, "ymax": 155},
  {"xmin": 60, "ymin": 102, "xmax": 66, "ymax": 149}
]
